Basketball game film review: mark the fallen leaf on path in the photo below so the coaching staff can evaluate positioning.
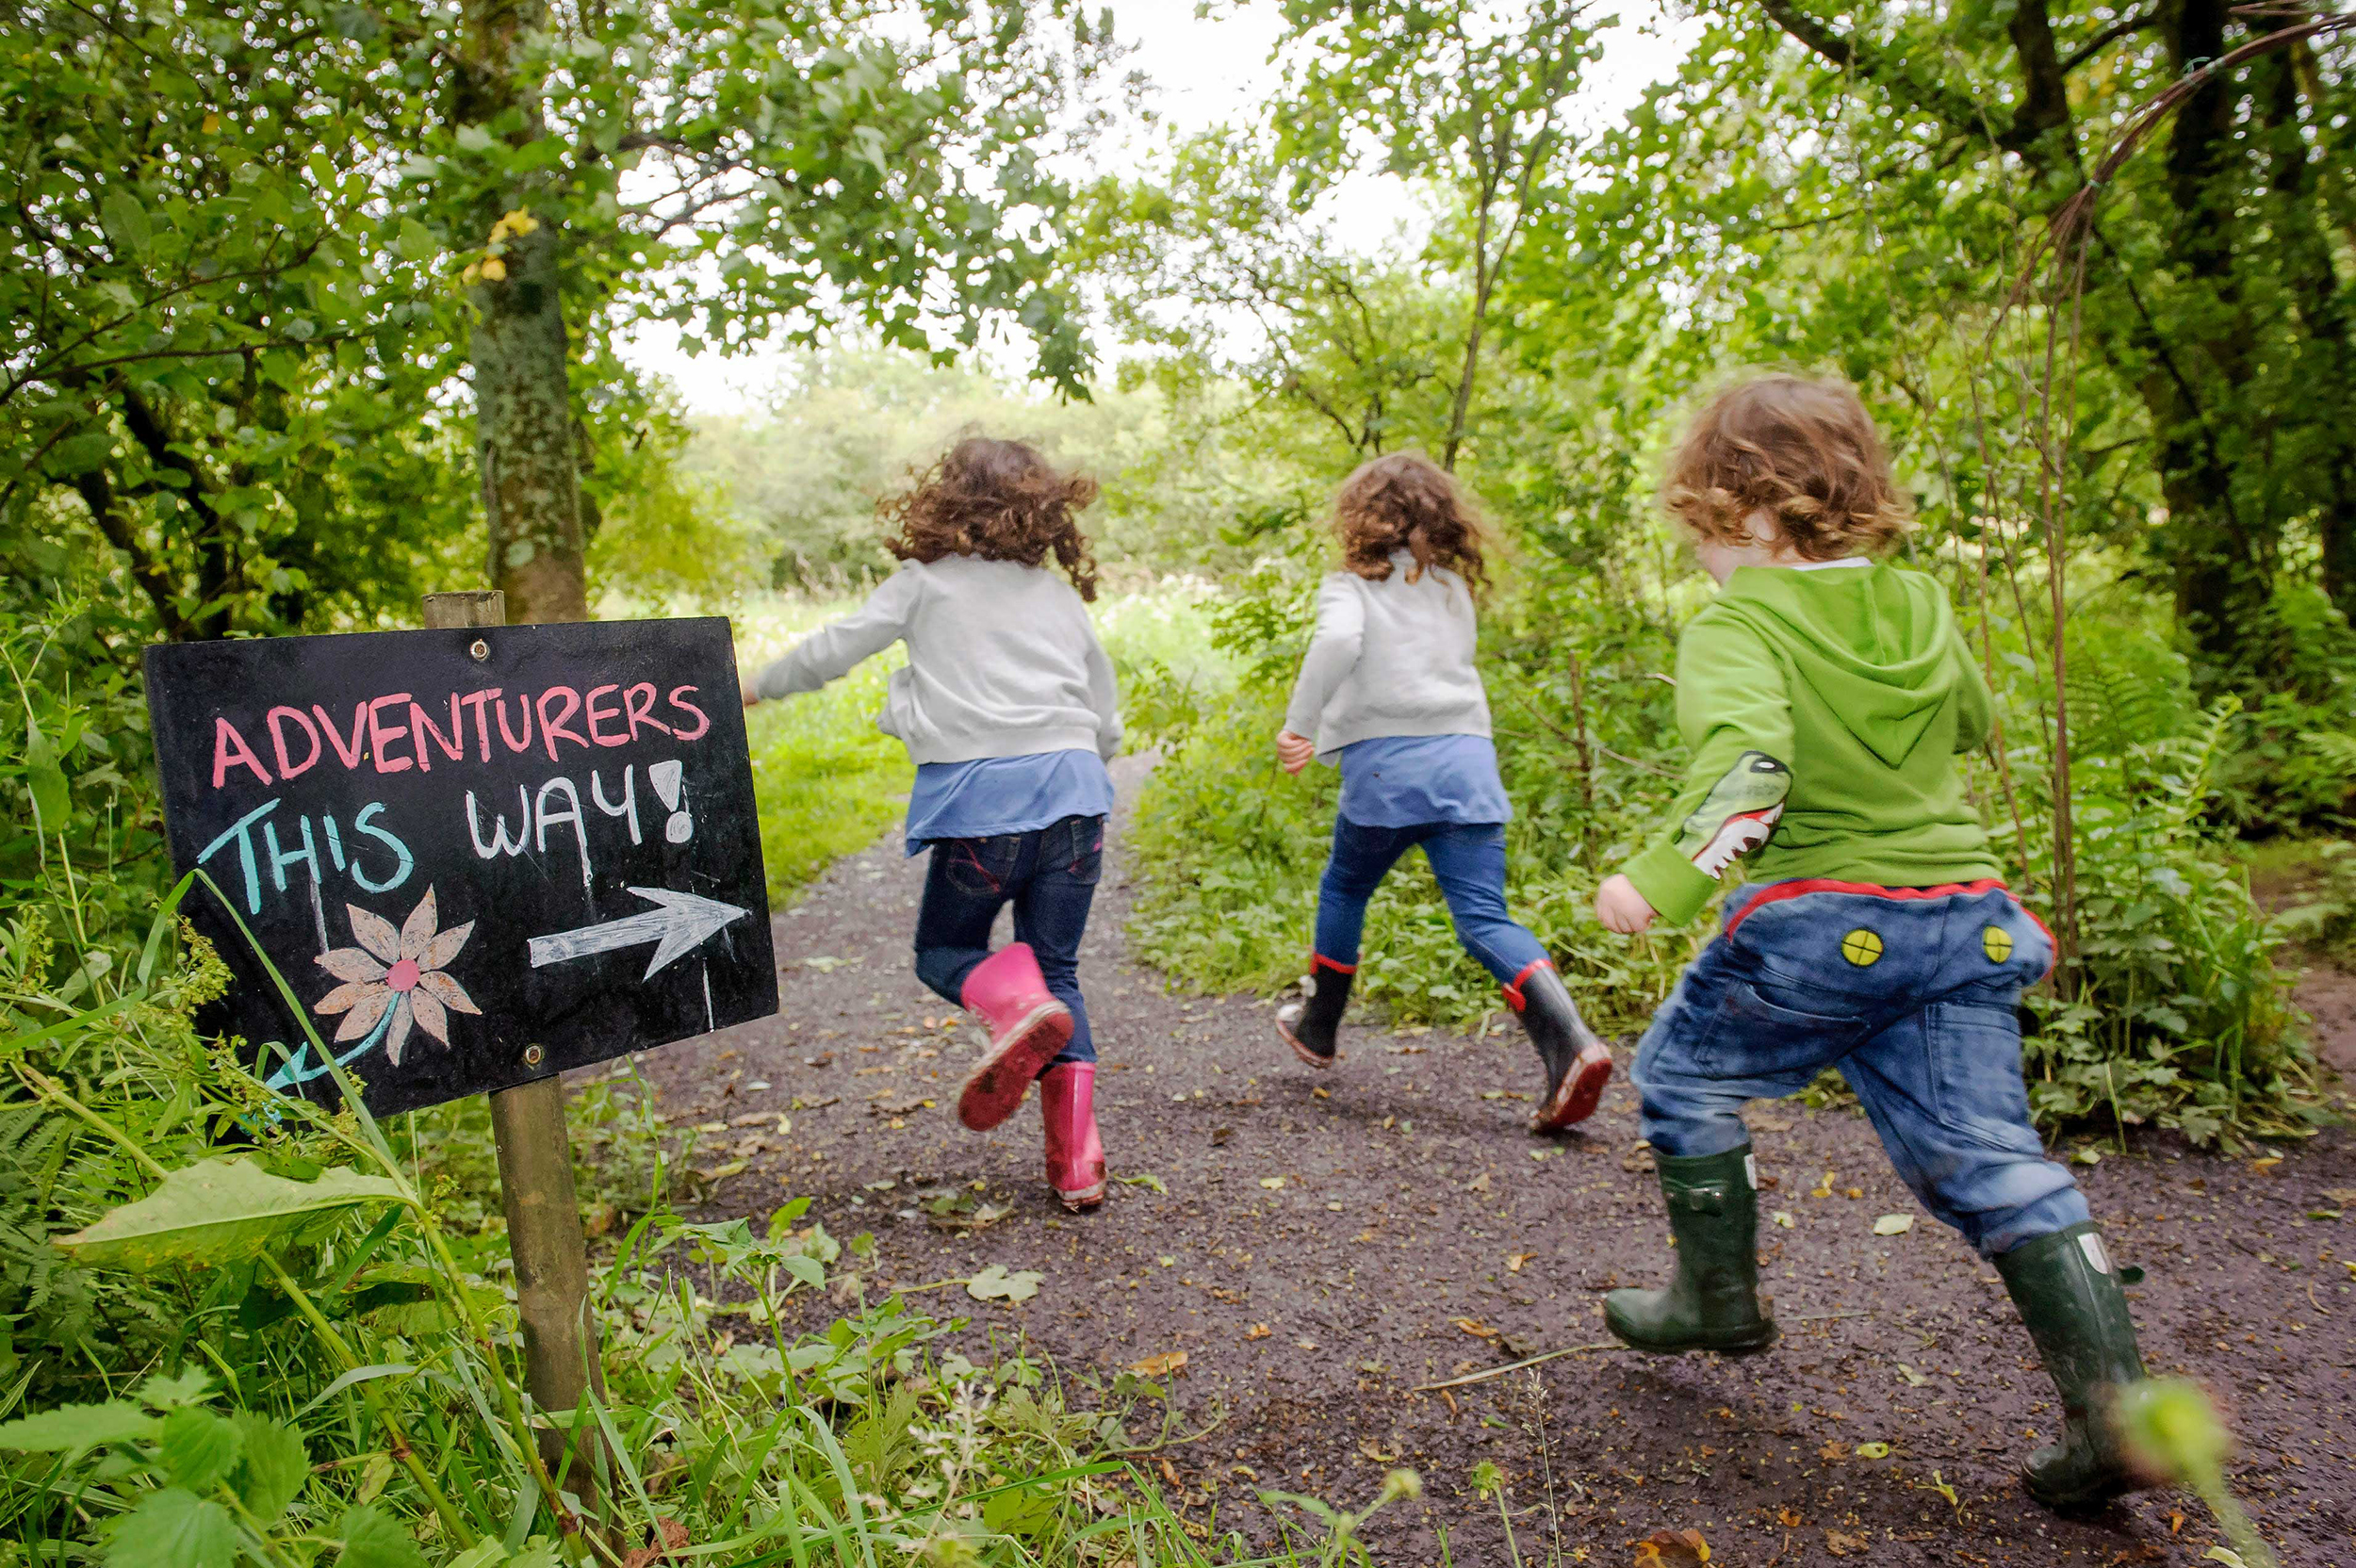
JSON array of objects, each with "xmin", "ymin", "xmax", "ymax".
[
  {"xmin": 1210, "ymin": 1127, "xmax": 1233, "ymax": 1146},
  {"xmin": 1819, "ymin": 1440, "xmax": 1848, "ymax": 1461},
  {"xmin": 1467, "ymin": 1173, "xmax": 1492, "ymax": 1193},
  {"xmin": 2250, "ymin": 1157, "xmax": 2282, "ymax": 1173},
  {"xmin": 1854, "ymin": 1442, "xmax": 1890, "ymax": 1459},
  {"xmin": 965, "ymin": 1265, "xmax": 1042, "ymax": 1304},
  {"xmin": 1357, "ymin": 1436, "xmax": 1398, "ymax": 1462},
  {"xmin": 1451, "ymin": 1317, "xmax": 1499, "ymax": 1339},
  {"xmin": 1127, "ymin": 1350, "xmax": 1188, "ymax": 1377},
  {"xmin": 2322, "ymin": 1187, "xmax": 2356, "ymax": 1204},
  {"xmin": 620, "ymin": 1517, "xmax": 693, "ymax": 1568},
  {"xmin": 1775, "ymin": 1508, "xmax": 1804, "ymax": 1527},
  {"xmin": 1243, "ymin": 1324, "xmax": 1270, "ymax": 1341},
  {"xmin": 1872, "ymin": 1214, "xmax": 1914, "ymax": 1236},
  {"xmin": 1810, "ymin": 1170, "xmax": 1836, "ymax": 1198},
  {"xmin": 1507, "ymin": 1251, "xmax": 1536, "ymax": 1272},
  {"xmin": 1823, "ymin": 1530, "xmax": 1866, "ymax": 1557},
  {"xmin": 1260, "ymin": 1176, "xmax": 1286, "ymax": 1189},
  {"xmin": 1312, "ymin": 1086, "xmax": 1331, "ymax": 1099},
  {"xmin": 1632, "ymin": 1527, "xmax": 1710, "ymax": 1565},
  {"xmin": 1117, "ymin": 1172, "xmax": 1169, "ymax": 1193},
  {"xmin": 1843, "ymin": 1186, "xmax": 1864, "ymax": 1199},
  {"xmin": 1771, "ymin": 1211, "xmax": 1795, "ymax": 1229},
  {"xmin": 1895, "ymin": 1364, "xmax": 1929, "ymax": 1387},
  {"xmin": 2203, "ymin": 1549, "xmax": 2249, "ymax": 1567}
]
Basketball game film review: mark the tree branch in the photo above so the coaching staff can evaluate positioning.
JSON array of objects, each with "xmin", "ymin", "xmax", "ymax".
[{"xmin": 71, "ymin": 467, "xmax": 192, "ymax": 640}]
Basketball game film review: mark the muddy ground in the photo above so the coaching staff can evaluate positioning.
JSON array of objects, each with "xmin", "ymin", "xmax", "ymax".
[{"xmin": 644, "ymin": 761, "xmax": 2356, "ymax": 1565}]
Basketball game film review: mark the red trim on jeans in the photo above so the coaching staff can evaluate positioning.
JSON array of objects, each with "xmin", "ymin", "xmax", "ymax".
[
  {"xmin": 1500, "ymin": 957, "xmax": 1553, "ymax": 1013},
  {"xmin": 1723, "ymin": 877, "xmax": 2010, "ymax": 939},
  {"xmin": 1310, "ymin": 954, "xmax": 1357, "ymax": 976}
]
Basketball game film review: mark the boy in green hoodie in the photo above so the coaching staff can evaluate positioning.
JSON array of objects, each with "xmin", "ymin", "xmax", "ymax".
[{"xmin": 1593, "ymin": 374, "xmax": 2149, "ymax": 1511}]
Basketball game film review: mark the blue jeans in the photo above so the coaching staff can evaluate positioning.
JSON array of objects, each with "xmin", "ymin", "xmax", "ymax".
[
  {"xmin": 912, "ymin": 814, "xmax": 1104, "ymax": 1065},
  {"xmin": 1313, "ymin": 818, "xmax": 1550, "ymax": 986},
  {"xmin": 1633, "ymin": 879, "xmax": 2088, "ymax": 1258}
]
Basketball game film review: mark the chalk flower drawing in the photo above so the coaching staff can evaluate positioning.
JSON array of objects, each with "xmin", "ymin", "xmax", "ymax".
[{"xmin": 314, "ymin": 887, "xmax": 479, "ymax": 1066}]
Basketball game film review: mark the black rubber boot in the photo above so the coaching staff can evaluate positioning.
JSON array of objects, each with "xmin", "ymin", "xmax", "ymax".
[
  {"xmin": 1604, "ymin": 1145, "xmax": 1777, "ymax": 1354},
  {"xmin": 1509, "ymin": 962, "xmax": 1613, "ymax": 1131},
  {"xmin": 1995, "ymin": 1222, "xmax": 2151, "ymax": 1510},
  {"xmin": 1276, "ymin": 956, "xmax": 1352, "ymax": 1068}
]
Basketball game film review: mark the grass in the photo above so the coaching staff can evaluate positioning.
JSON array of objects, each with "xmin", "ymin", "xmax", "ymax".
[{"xmin": 733, "ymin": 598, "xmax": 916, "ymax": 903}]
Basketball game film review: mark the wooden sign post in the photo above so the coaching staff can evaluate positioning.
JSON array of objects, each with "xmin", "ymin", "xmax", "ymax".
[
  {"xmin": 140, "ymin": 592, "xmax": 778, "ymax": 1508},
  {"xmin": 423, "ymin": 591, "xmax": 601, "ymax": 1494}
]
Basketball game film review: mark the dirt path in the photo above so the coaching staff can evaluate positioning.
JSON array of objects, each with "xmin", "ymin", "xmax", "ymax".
[{"xmin": 646, "ymin": 760, "xmax": 2356, "ymax": 1566}]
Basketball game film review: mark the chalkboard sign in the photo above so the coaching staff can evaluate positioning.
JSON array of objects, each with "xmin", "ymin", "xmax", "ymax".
[{"xmin": 143, "ymin": 617, "xmax": 778, "ymax": 1116}]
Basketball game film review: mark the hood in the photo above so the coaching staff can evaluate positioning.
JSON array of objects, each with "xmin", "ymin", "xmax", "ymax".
[{"xmin": 1714, "ymin": 564, "xmax": 1962, "ymax": 769}]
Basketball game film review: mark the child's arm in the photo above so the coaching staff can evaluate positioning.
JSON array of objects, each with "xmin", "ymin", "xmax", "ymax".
[
  {"xmin": 1085, "ymin": 631, "xmax": 1124, "ymax": 761},
  {"xmin": 1609, "ymin": 615, "xmax": 1795, "ymax": 929},
  {"xmin": 749, "ymin": 568, "xmax": 921, "ymax": 702},
  {"xmin": 1277, "ymin": 577, "xmax": 1366, "ymax": 760}
]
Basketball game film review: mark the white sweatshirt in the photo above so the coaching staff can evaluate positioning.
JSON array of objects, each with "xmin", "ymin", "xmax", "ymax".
[
  {"xmin": 753, "ymin": 556, "xmax": 1121, "ymax": 765},
  {"xmin": 1282, "ymin": 551, "xmax": 1493, "ymax": 760}
]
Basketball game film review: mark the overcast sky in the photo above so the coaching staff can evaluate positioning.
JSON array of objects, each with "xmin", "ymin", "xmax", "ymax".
[{"xmin": 619, "ymin": 1, "xmax": 1697, "ymax": 415}]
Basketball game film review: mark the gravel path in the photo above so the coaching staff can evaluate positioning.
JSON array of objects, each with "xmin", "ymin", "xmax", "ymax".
[{"xmin": 643, "ymin": 759, "xmax": 2356, "ymax": 1565}]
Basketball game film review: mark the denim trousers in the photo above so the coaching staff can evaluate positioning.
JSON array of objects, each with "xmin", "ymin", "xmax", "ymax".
[
  {"xmin": 1632, "ymin": 878, "xmax": 2088, "ymax": 1257},
  {"xmin": 912, "ymin": 813, "xmax": 1104, "ymax": 1066},
  {"xmin": 1313, "ymin": 817, "xmax": 1550, "ymax": 985}
]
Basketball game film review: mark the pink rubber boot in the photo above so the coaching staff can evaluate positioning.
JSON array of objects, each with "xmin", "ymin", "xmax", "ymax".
[
  {"xmin": 955, "ymin": 943, "xmax": 1074, "ymax": 1131},
  {"xmin": 1039, "ymin": 1062, "xmax": 1107, "ymax": 1210}
]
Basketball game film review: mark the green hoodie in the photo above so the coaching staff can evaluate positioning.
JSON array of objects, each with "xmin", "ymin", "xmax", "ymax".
[{"xmin": 1620, "ymin": 560, "xmax": 2002, "ymax": 925}]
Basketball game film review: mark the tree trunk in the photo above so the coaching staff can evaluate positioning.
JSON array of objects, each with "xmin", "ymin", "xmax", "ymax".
[
  {"xmin": 469, "ymin": 223, "xmax": 589, "ymax": 624},
  {"xmin": 458, "ymin": 0, "xmax": 589, "ymax": 626}
]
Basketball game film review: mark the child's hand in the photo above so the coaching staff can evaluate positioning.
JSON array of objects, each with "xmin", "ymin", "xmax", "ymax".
[
  {"xmin": 741, "ymin": 683, "xmax": 761, "ymax": 711},
  {"xmin": 1274, "ymin": 730, "xmax": 1316, "ymax": 775},
  {"xmin": 1595, "ymin": 874, "xmax": 1658, "ymax": 935}
]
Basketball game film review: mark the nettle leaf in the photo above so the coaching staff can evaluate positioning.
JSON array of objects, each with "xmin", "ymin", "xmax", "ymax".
[
  {"xmin": 229, "ymin": 1413, "xmax": 308, "ymax": 1525},
  {"xmin": 106, "ymin": 1488, "xmax": 235, "ymax": 1568},
  {"xmin": 56, "ymin": 1158, "xmax": 408, "ymax": 1270},
  {"xmin": 0, "ymin": 1400, "xmax": 159, "ymax": 1454},
  {"xmin": 337, "ymin": 1503, "xmax": 430, "ymax": 1568},
  {"xmin": 137, "ymin": 1367, "xmax": 216, "ymax": 1412},
  {"xmin": 157, "ymin": 1408, "xmax": 241, "ymax": 1493}
]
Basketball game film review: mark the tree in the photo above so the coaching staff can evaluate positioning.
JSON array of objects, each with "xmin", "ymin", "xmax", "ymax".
[{"xmin": 430, "ymin": 0, "xmax": 1111, "ymax": 622}]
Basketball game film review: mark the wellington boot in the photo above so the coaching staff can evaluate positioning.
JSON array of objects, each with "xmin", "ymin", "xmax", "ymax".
[
  {"xmin": 955, "ymin": 943, "xmax": 1073, "ymax": 1132},
  {"xmin": 1996, "ymin": 1223, "xmax": 2152, "ymax": 1511},
  {"xmin": 1506, "ymin": 961, "xmax": 1613, "ymax": 1131},
  {"xmin": 1604, "ymin": 1145, "xmax": 1777, "ymax": 1355},
  {"xmin": 1039, "ymin": 1062, "xmax": 1107, "ymax": 1211},
  {"xmin": 1276, "ymin": 956, "xmax": 1353, "ymax": 1068}
]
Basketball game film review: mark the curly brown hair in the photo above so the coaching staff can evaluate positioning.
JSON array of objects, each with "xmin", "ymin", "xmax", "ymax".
[
  {"xmin": 1329, "ymin": 452, "xmax": 1492, "ymax": 594},
  {"xmin": 1661, "ymin": 373, "xmax": 1914, "ymax": 561},
  {"xmin": 881, "ymin": 436, "xmax": 1101, "ymax": 601}
]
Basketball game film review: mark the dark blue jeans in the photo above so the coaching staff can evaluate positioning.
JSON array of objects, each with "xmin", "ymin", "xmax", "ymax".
[
  {"xmin": 1313, "ymin": 818, "xmax": 1550, "ymax": 985},
  {"xmin": 1633, "ymin": 879, "xmax": 2088, "ymax": 1257},
  {"xmin": 912, "ymin": 814, "xmax": 1104, "ymax": 1065}
]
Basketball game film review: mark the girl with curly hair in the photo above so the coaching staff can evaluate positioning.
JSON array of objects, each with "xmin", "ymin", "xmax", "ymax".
[
  {"xmin": 1272, "ymin": 451, "xmax": 1612, "ymax": 1132},
  {"xmin": 744, "ymin": 436, "xmax": 1120, "ymax": 1210}
]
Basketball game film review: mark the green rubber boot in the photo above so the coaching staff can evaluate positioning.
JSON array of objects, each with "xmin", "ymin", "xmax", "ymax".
[
  {"xmin": 1995, "ymin": 1221, "xmax": 2151, "ymax": 1510},
  {"xmin": 1604, "ymin": 1145, "xmax": 1777, "ymax": 1355}
]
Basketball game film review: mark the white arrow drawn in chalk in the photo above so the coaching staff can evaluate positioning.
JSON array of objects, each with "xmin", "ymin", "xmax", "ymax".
[{"xmin": 528, "ymin": 887, "xmax": 749, "ymax": 979}]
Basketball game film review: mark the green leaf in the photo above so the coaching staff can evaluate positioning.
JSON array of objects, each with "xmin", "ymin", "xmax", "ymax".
[
  {"xmin": 24, "ymin": 723, "xmax": 68, "ymax": 826},
  {"xmin": 106, "ymin": 1488, "xmax": 235, "ymax": 1568},
  {"xmin": 157, "ymin": 1407, "xmax": 241, "ymax": 1492},
  {"xmin": 0, "ymin": 1400, "xmax": 159, "ymax": 1454},
  {"xmin": 48, "ymin": 429, "xmax": 115, "ymax": 475},
  {"xmin": 99, "ymin": 188, "xmax": 153, "ymax": 253},
  {"xmin": 137, "ymin": 1367, "xmax": 215, "ymax": 1411},
  {"xmin": 337, "ymin": 1503, "xmax": 430, "ymax": 1568},
  {"xmin": 965, "ymin": 1264, "xmax": 1042, "ymax": 1303},
  {"xmin": 1871, "ymin": 1214, "xmax": 1915, "ymax": 1236},
  {"xmin": 229, "ymin": 1413, "xmax": 306, "ymax": 1522},
  {"xmin": 56, "ymin": 1158, "xmax": 408, "ymax": 1270}
]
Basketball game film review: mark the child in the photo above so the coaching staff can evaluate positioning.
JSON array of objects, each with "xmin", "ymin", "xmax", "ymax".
[
  {"xmin": 1274, "ymin": 452, "xmax": 1612, "ymax": 1132},
  {"xmin": 1595, "ymin": 374, "xmax": 2147, "ymax": 1510},
  {"xmin": 744, "ymin": 437, "xmax": 1120, "ymax": 1211}
]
